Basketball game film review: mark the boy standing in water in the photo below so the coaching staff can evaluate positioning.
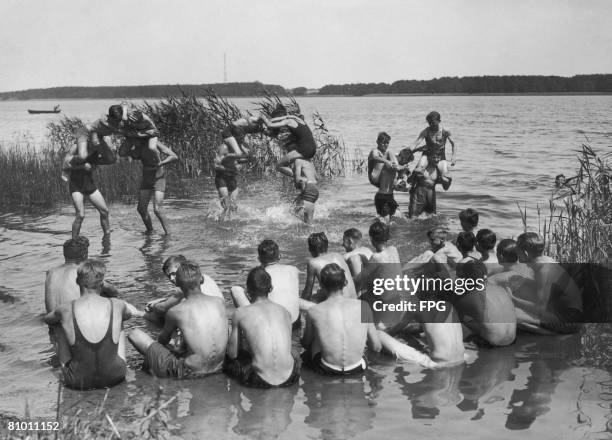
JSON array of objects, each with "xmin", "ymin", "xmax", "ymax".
[
  {"xmin": 291, "ymin": 158, "xmax": 319, "ymax": 224},
  {"xmin": 407, "ymin": 151, "xmax": 452, "ymax": 218}
]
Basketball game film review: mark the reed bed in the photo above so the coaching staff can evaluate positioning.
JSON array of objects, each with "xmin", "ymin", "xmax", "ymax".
[{"xmin": 0, "ymin": 91, "xmax": 360, "ymax": 209}]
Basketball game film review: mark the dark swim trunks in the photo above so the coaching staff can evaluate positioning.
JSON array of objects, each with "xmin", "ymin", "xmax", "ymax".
[
  {"xmin": 141, "ymin": 167, "xmax": 166, "ymax": 192},
  {"xmin": 301, "ymin": 351, "xmax": 367, "ymax": 376},
  {"xmin": 408, "ymin": 184, "xmax": 436, "ymax": 218},
  {"xmin": 223, "ymin": 351, "xmax": 300, "ymax": 388},
  {"xmin": 298, "ymin": 182, "xmax": 319, "ymax": 203},
  {"xmin": 69, "ymin": 170, "xmax": 97, "ymax": 195},
  {"xmin": 215, "ymin": 171, "xmax": 238, "ymax": 192},
  {"xmin": 374, "ymin": 192, "xmax": 398, "ymax": 217},
  {"xmin": 143, "ymin": 342, "xmax": 200, "ymax": 379}
]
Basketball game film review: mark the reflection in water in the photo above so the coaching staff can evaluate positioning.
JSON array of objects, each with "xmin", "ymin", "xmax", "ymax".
[
  {"xmin": 397, "ymin": 364, "xmax": 465, "ymax": 419},
  {"xmin": 302, "ymin": 371, "xmax": 376, "ymax": 440},
  {"xmin": 231, "ymin": 382, "xmax": 297, "ymax": 439},
  {"xmin": 457, "ymin": 345, "xmax": 517, "ymax": 412}
]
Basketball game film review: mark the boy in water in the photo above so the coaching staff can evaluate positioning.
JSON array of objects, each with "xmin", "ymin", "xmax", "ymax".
[
  {"xmin": 110, "ymin": 102, "xmax": 162, "ymax": 166},
  {"xmin": 368, "ymin": 132, "xmax": 403, "ymax": 222},
  {"xmin": 456, "ymin": 231, "xmax": 481, "ymax": 262},
  {"xmin": 214, "ymin": 142, "xmax": 250, "ymax": 219},
  {"xmin": 291, "ymin": 158, "xmax": 319, "ymax": 223},
  {"xmin": 222, "ymin": 115, "xmax": 262, "ymax": 156},
  {"xmin": 410, "ymin": 111, "xmax": 457, "ymax": 170},
  {"xmin": 459, "ymin": 208, "xmax": 479, "ymax": 234},
  {"xmin": 407, "ymin": 151, "xmax": 452, "ymax": 218},
  {"xmin": 342, "ymin": 228, "xmax": 373, "ymax": 278},
  {"xmin": 475, "ymin": 229, "xmax": 498, "ymax": 264}
]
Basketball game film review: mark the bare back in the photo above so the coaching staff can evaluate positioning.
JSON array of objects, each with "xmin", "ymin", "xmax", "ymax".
[
  {"xmin": 45, "ymin": 263, "xmax": 80, "ymax": 312},
  {"xmin": 311, "ymin": 253, "xmax": 357, "ymax": 298},
  {"xmin": 266, "ymin": 264, "xmax": 300, "ymax": 323},
  {"xmin": 170, "ymin": 295, "xmax": 228, "ymax": 374}
]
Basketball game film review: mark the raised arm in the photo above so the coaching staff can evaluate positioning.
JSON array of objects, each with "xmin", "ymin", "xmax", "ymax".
[
  {"xmin": 260, "ymin": 114, "xmax": 298, "ymax": 129},
  {"xmin": 446, "ymin": 130, "xmax": 456, "ymax": 166},
  {"xmin": 410, "ymin": 128, "xmax": 427, "ymax": 151}
]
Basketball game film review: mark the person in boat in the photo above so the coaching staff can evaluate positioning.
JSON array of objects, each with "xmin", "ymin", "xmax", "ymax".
[
  {"xmin": 44, "ymin": 260, "xmax": 142, "ymax": 390},
  {"xmin": 301, "ymin": 263, "xmax": 381, "ymax": 375},
  {"xmin": 63, "ymin": 120, "xmax": 117, "ymax": 239},
  {"xmin": 116, "ymin": 105, "xmax": 178, "ymax": 235},
  {"xmin": 129, "ymin": 261, "xmax": 229, "ymax": 378},
  {"xmin": 225, "ymin": 267, "xmax": 300, "ymax": 388}
]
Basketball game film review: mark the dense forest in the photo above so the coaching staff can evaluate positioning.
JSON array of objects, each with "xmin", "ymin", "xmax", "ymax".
[
  {"xmin": 318, "ymin": 74, "xmax": 612, "ymax": 95},
  {"xmin": 0, "ymin": 82, "xmax": 286, "ymax": 100}
]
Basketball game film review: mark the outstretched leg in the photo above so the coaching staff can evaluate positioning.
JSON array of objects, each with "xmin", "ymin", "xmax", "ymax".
[
  {"xmin": 137, "ymin": 189, "xmax": 154, "ymax": 233},
  {"xmin": 71, "ymin": 192, "xmax": 86, "ymax": 238}
]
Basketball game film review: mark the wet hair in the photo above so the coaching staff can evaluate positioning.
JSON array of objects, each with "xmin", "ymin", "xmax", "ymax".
[
  {"xmin": 76, "ymin": 259, "xmax": 106, "ymax": 290},
  {"xmin": 320, "ymin": 263, "xmax": 347, "ymax": 291},
  {"xmin": 343, "ymin": 228, "xmax": 362, "ymax": 241},
  {"xmin": 108, "ymin": 105, "xmax": 123, "ymax": 121},
  {"xmin": 456, "ymin": 259, "xmax": 487, "ymax": 282},
  {"xmin": 162, "ymin": 255, "xmax": 187, "ymax": 275},
  {"xmin": 397, "ymin": 147, "xmax": 415, "ymax": 165},
  {"xmin": 458, "ymin": 208, "xmax": 479, "ymax": 230},
  {"xmin": 426, "ymin": 111, "xmax": 441, "ymax": 123},
  {"xmin": 63, "ymin": 236, "xmax": 89, "ymax": 262},
  {"xmin": 497, "ymin": 239, "xmax": 518, "ymax": 263},
  {"xmin": 427, "ymin": 228, "xmax": 447, "ymax": 241},
  {"xmin": 175, "ymin": 260, "xmax": 202, "ymax": 290},
  {"xmin": 270, "ymin": 104, "xmax": 287, "ymax": 118},
  {"xmin": 456, "ymin": 231, "xmax": 476, "ymax": 254},
  {"xmin": 258, "ymin": 239, "xmax": 280, "ymax": 264},
  {"xmin": 308, "ymin": 232, "xmax": 329, "ymax": 254},
  {"xmin": 246, "ymin": 266, "xmax": 272, "ymax": 298},
  {"xmin": 476, "ymin": 229, "xmax": 497, "ymax": 251},
  {"xmin": 369, "ymin": 221, "xmax": 389, "ymax": 243},
  {"xmin": 516, "ymin": 232, "xmax": 544, "ymax": 258},
  {"xmin": 376, "ymin": 132, "xmax": 391, "ymax": 144}
]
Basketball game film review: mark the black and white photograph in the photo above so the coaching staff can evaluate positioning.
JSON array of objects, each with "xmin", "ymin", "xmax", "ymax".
[{"xmin": 1, "ymin": 0, "xmax": 611, "ymax": 438}]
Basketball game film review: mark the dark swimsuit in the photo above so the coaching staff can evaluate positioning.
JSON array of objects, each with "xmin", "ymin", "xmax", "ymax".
[
  {"xmin": 223, "ymin": 351, "xmax": 300, "ymax": 389},
  {"xmin": 63, "ymin": 301, "xmax": 126, "ymax": 390},
  {"xmin": 215, "ymin": 156, "xmax": 238, "ymax": 192},
  {"xmin": 374, "ymin": 193, "xmax": 398, "ymax": 217},
  {"xmin": 222, "ymin": 122, "xmax": 262, "ymax": 146},
  {"xmin": 127, "ymin": 142, "xmax": 166, "ymax": 191},
  {"xmin": 298, "ymin": 182, "xmax": 319, "ymax": 203},
  {"xmin": 286, "ymin": 122, "xmax": 316, "ymax": 159},
  {"xmin": 69, "ymin": 151, "xmax": 102, "ymax": 196}
]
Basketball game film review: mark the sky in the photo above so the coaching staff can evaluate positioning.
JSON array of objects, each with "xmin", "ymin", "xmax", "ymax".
[{"xmin": 2, "ymin": 0, "xmax": 612, "ymax": 92}]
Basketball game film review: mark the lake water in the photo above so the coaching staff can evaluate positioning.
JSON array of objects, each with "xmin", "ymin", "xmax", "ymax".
[{"xmin": 1, "ymin": 96, "xmax": 612, "ymax": 439}]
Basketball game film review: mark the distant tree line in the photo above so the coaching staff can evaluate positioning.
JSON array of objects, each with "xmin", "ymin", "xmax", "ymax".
[
  {"xmin": 0, "ymin": 82, "xmax": 286, "ymax": 100},
  {"xmin": 318, "ymin": 74, "xmax": 612, "ymax": 95}
]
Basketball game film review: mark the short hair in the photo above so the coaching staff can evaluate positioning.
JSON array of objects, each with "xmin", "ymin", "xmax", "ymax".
[
  {"xmin": 175, "ymin": 260, "xmax": 202, "ymax": 290},
  {"xmin": 63, "ymin": 236, "xmax": 89, "ymax": 261},
  {"xmin": 476, "ymin": 229, "xmax": 497, "ymax": 251},
  {"xmin": 376, "ymin": 132, "xmax": 391, "ymax": 144},
  {"xmin": 308, "ymin": 232, "xmax": 328, "ymax": 254},
  {"xmin": 270, "ymin": 104, "xmax": 287, "ymax": 118},
  {"xmin": 108, "ymin": 105, "xmax": 123, "ymax": 121},
  {"xmin": 427, "ymin": 227, "xmax": 447, "ymax": 240},
  {"xmin": 497, "ymin": 239, "xmax": 518, "ymax": 263},
  {"xmin": 426, "ymin": 111, "xmax": 441, "ymax": 123},
  {"xmin": 162, "ymin": 255, "xmax": 187, "ymax": 274},
  {"xmin": 343, "ymin": 228, "xmax": 362, "ymax": 240},
  {"xmin": 76, "ymin": 259, "xmax": 106, "ymax": 290},
  {"xmin": 516, "ymin": 232, "xmax": 544, "ymax": 257},
  {"xmin": 458, "ymin": 208, "xmax": 479, "ymax": 230},
  {"xmin": 456, "ymin": 260, "xmax": 487, "ymax": 282},
  {"xmin": 397, "ymin": 147, "xmax": 415, "ymax": 165},
  {"xmin": 246, "ymin": 266, "xmax": 272, "ymax": 298},
  {"xmin": 456, "ymin": 231, "xmax": 476, "ymax": 254},
  {"xmin": 369, "ymin": 221, "xmax": 389, "ymax": 243},
  {"xmin": 320, "ymin": 263, "xmax": 347, "ymax": 291},
  {"xmin": 258, "ymin": 239, "xmax": 280, "ymax": 264}
]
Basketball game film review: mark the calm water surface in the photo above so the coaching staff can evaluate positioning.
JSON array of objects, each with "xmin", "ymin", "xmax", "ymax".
[{"xmin": 1, "ymin": 96, "xmax": 612, "ymax": 439}]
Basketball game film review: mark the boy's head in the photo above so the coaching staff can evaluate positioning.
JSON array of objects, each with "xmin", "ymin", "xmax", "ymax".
[
  {"xmin": 555, "ymin": 174, "xmax": 566, "ymax": 188},
  {"xmin": 456, "ymin": 231, "xmax": 476, "ymax": 255},
  {"xmin": 175, "ymin": 260, "xmax": 203, "ymax": 291},
  {"xmin": 342, "ymin": 228, "xmax": 362, "ymax": 252},
  {"xmin": 107, "ymin": 105, "xmax": 123, "ymax": 124},
  {"xmin": 369, "ymin": 221, "xmax": 389, "ymax": 245},
  {"xmin": 63, "ymin": 236, "xmax": 89, "ymax": 262},
  {"xmin": 76, "ymin": 259, "xmax": 106, "ymax": 290},
  {"xmin": 426, "ymin": 111, "xmax": 441, "ymax": 127},
  {"xmin": 458, "ymin": 208, "xmax": 479, "ymax": 232},
  {"xmin": 476, "ymin": 229, "xmax": 497, "ymax": 252},
  {"xmin": 258, "ymin": 239, "xmax": 280, "ymax": 265},
  {"xmin": 246, "ymin": 266, "xmax": 272, "ymax": 298},
  {"xmin": 376, "ymin": 132, "xmax": 391, "ymax": 152},
  {"xmin": 162, "ymin": 255, "xmax": 187, "ymax": 285},
  {"xmin": 497, "ymin": 239, "xmax": 518, "ymax": 264},
  {"xmin": 397, "ymin": 147, "xmax": 415, "ymax": 166},
  {"xmin": 427, "ymin": 228, "xmax": 447, "ymax": 251},
  {"xmin": 308, "ymin": 232, "xmax": 328, "ymax": 256},
  {"xmin": 516, "ymin": 232, "xmax": 544, "ymax": 262},
  {"xmin": 320, "ymin": 263, "xmax": 347, "ymax": 292}
]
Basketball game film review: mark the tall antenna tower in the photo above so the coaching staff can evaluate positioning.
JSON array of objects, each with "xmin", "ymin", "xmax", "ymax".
[{"xmin": 223, "ymin": 53, "xmax": 227, "ymax": 83}]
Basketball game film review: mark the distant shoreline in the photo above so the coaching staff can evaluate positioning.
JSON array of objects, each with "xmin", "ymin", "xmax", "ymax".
[{"xmin": 3, "ymin": 91, "xmax": 612, "ymax": 102}]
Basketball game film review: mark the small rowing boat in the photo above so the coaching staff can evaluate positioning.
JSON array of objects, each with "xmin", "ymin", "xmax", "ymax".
[{"xmin": 28, "ymin": 105, "xmax": 61, "ymax": 114}]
